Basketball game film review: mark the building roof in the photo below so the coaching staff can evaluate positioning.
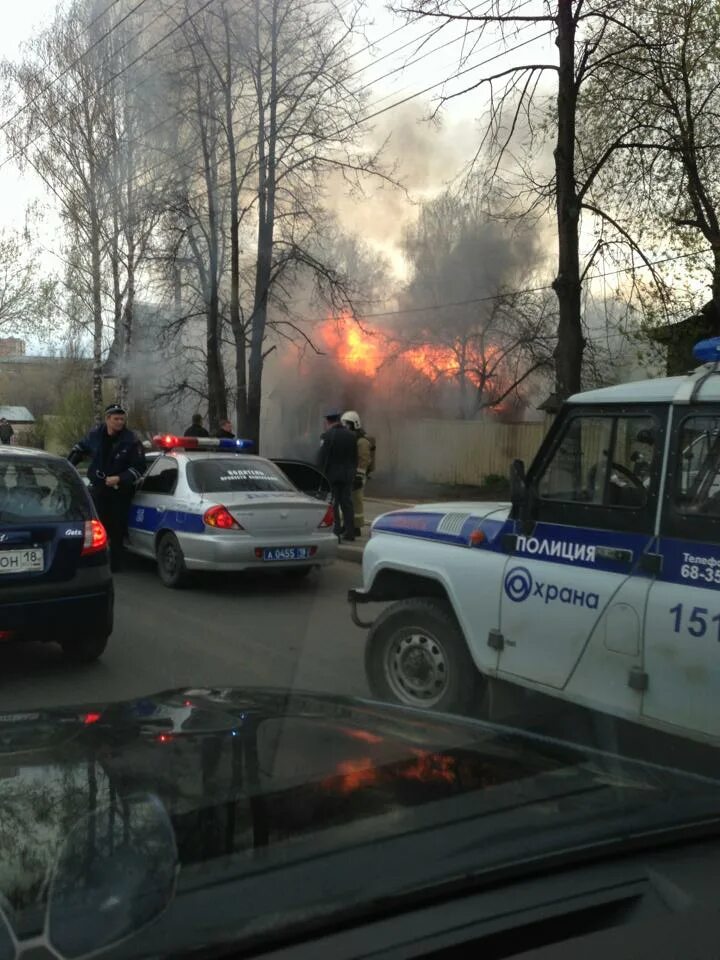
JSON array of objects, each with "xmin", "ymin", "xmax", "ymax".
[
  {"xmin": 0, "ymin": 406, "xmax": 35, "ymax": 423},
  {"xmin": 568, "ymin": 366, "xmax": 720, "ymax": 405}
]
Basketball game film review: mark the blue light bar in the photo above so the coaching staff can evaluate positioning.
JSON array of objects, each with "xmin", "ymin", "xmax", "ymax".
[
  {"xmin": 217, "ymin": 438, "xmax": 254, "ymax": 451},
  {"xmin": 693, "ymin": 337, "xmax": 720, "ymax": 364},
  {"xmin": 152, "ymin": 434, "xmax": 256, "ymax": 452}
]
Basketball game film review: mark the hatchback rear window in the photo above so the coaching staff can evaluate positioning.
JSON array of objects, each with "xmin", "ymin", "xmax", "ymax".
[
  {"xmin": 0, "ymin": 460, "xmax": 91, "ymax": 524},
  {"xmin": 186, "ymin": 458, "xmax": 294, "ymax": 493}
]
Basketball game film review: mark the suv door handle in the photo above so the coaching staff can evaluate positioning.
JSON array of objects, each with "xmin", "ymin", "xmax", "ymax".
[{"xmin": 595, "ymin": 546, "xmax": 633, "ymax": 564}]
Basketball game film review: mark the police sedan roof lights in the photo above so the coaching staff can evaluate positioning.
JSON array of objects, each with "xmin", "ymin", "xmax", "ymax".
[{"xmin": 153, "ymin": 435, "xmax": 255, "ymax": 452}]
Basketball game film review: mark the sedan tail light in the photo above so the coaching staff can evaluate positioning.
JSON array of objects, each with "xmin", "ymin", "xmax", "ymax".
[
  {"xmin": 203, "ymin": 505, "xmax": 242, "ymax": 530},
  {"xmin": 319, "ymin": 505, "xmax": 334, "ymax": 528},
  {"xmin": 81, "ymin": 519, "xmax": 108, "ymax": 556}
]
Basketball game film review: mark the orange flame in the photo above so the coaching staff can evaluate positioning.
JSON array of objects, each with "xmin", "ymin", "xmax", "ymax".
[
  {"xmin": 320, "ymin": 314, "xmax": 497, "ymax": 390},
  {"xmin": 320, "ymin": 316, "xmax": 386, "ymax": 378}
]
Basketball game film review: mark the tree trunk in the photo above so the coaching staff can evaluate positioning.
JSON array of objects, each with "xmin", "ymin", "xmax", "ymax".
[
  {"xmin": 120, "ymin": 91, "xmax": 134, "ymax": 413},
  {"xmin": 207, "ymin": 281, "xmax": 226, "ymax": 430},
  {"xmin": 551, "ymin": 0, "xmax": 584, "ymax": 400},
  {"xmin": 223, "ymin": 8, "xmax": 248, "ymax": 436},
  {"xmin": 90, "ymin": 207, "xmax": 104, "ymax": 420},
  {"xmin": 195, "ymin": 81, "xmax": 227, "ymax": 431},
  {"xmin": 247, "ymin": 0, "xmax": 279, "ymax": 452},
  {"xmin": 111, "ymin": 214, "xmax": 122, "ymax": 346},
  {"xmin": 712, "ymin": 245, "xmax": 720, "ymax": 325},
  {"xmin": 120, "ymin": 237, "xmax": 134, "ymax": 411}
]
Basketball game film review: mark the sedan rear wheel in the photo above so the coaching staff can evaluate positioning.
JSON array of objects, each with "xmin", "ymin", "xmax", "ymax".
[{"xmin": 157, "ymin": 532, "xmax": 189, "ymax": 589}]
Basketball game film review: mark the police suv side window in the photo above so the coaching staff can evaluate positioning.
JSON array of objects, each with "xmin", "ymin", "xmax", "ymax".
[
  {"xmin": 675, "ymin": 415, "xmax": 720, "ymax": 519},
  {"xmin": 140, "ymin": 458, "xmax": 178, "ymax": 495},
  {"xmin": 534, "ymin": 412, "xmax": 661, "ymax": 531}
]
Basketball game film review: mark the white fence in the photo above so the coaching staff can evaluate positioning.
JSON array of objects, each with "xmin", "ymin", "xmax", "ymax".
[{"xmin": 373, "ymin": 418, "xmax": 550, "ymax": 486}]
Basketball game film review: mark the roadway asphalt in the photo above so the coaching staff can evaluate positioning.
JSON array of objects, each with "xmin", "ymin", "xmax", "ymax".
[
  {"xmin": 0, "ymin": 550, "xmax": 716, "ymax": 778},
  {"xmin": 0, "ymin": 557, "xmax": 373, "ymax": 714}
]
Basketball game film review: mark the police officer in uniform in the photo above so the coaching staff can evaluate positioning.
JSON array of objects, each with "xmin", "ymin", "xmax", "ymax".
[
  {"xmin": 68, "ymin": 403, "xmax": 146, "ymax": 572},
  {"xmin": 216, "ymin": 419, "xmax": 235, "ymax": 439},
  {"xmin": 318, "ymin": 411, "xmax": 357, "ymax": 540}
]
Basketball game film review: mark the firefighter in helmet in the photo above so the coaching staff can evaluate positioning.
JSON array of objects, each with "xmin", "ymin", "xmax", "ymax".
[{"xmin": 342, "ymin": 410, "xmax": 372, "ymax": 537}]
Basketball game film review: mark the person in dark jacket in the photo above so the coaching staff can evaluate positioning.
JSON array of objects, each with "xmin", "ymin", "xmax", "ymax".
[
  {"xmin": 318, "ymin": 412, "xmax": 357, "ymax": 540},
  {"xmin": 184, "ymin": 414, "xmax": 209, "ymax": 438},
  {"xmin": 0, "ymin": 418, "xmax": 14, "ymax": 445},
  {"xmin": 216, "ymin": 419, "xmax": 235, "ymax": 439},
  {"xmin": 68, "ymin": 403, "xmax": 146, "ymax": 572}
]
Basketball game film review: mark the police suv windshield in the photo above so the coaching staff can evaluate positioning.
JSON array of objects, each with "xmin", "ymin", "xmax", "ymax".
[{"xmin": 186, "ymin": 458, "xmax": 295, "ymax": 494}]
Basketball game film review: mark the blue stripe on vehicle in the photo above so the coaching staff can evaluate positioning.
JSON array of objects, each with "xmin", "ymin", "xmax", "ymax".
[
  {"xmin": 373, "ymin": 512, "xmax": 655, "ymax": 574},
  {"xmin": 127, "ymin": 506, "xmax": 205, "ymax": 535},
  {"xmin": 372, "ymin": 511, "xmax": 510, "ymax": 549},
  {"xmin": 375, "ymin": 512, "xmax": 720, "ymax": 588},
  {"xmin": 505, "ymin": 522, "xmax": 655, "ymax": 574}
]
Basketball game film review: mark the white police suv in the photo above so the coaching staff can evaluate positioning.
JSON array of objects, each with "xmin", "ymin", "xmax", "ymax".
[
  {"xmin": 127, "ymin": 435, "xmax": 337, "ymax": 587},
  {"xmin": 350, "ymin": 337, "xmax": 720, "ymax": 746}
]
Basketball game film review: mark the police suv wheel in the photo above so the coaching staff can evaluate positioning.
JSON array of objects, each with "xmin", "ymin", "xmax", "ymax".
[
  {"xmin": 365, "ymin": 598, "xmax": 481, "ymax": 714},
  {"xmin": 157, "ymin": 532, "xmax": 189, "ymax": 589},
  {"xmin": 61, "ymin": 632, "xmax": 108, "ymax": 664}
]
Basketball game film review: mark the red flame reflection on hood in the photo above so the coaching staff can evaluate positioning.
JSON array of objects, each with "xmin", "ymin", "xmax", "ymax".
[{"xmin": 322, "ymin": 748, "xmax": 458, "ymax": 796}]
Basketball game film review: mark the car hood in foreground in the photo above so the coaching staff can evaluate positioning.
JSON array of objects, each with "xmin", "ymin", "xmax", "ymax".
[{"xmin": 0, "ymin": 687, "xmax": 718, "ymax": 954}]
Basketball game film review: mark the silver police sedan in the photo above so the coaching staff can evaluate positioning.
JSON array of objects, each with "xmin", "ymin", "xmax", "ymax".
[{"xmin": 126, "ymin": 436, "xmax": 337, "ymax": 587}]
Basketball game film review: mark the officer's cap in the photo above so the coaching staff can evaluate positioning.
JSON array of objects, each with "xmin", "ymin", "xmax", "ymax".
[
  {"xmin": 104, "ymin": 403, "xmax": 126, "ymax": 417},
  {"xmin": 325, "ymin": 411, "xmax": 342, "ymax": 421}
]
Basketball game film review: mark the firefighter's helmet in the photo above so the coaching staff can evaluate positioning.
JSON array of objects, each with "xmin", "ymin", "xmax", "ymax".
[{"xmin": 341, "ymin": 410, "xmax": 362, "ymax": 430}]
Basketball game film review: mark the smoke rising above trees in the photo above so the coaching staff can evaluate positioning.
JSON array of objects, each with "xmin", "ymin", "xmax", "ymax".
[{"xmin": 0, "ymin": 0, "xmax": 718, "ymax": 441}]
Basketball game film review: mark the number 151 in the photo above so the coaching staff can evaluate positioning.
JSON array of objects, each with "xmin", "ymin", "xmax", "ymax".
[{"xmin": 670, "ymin": 603, "xmax": 720, "ymax": 640}]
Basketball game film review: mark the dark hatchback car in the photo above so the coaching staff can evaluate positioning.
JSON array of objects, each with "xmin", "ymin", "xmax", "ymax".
[{"xmin": 0, "ymin": 446, "xmax": 113, "ymax": 662}]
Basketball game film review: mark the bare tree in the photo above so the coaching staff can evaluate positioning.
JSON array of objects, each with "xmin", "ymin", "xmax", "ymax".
[
  {"xmin": 101, "ymin": 10, "xmax": 171, "ymax": 411},
  {"xmin": 2, "ymin": 2, "xmax": 124, "ymax": 416},
  {"xmin": 578, "ymin": 0, "xmax": 720, "ymax": 325},
  {"xmin": 153, "ymin": 0, "xmax": 389, "ymax": 446},
  {"xmin": 396, "ymin": 0, "xmax": 654, "ymax": 401},
  {"xmin": 231, "ymin": 0, "xmax": 387, "ymax": 447},
  {"xmin": 0, "ymin": 229, "xmax": 56, "ymax": 340},
  {"xmin": 397, "ymin": 188, "xmax": 554, "ymax": 416}
]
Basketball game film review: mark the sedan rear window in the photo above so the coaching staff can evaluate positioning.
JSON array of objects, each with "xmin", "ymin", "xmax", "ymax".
[
  {"xmin": 186, "ymin": 458, "xmax": 294, "ymax": 493},
  {"xmin": 0, "ymin": 460, "xmax": 91, "ymax": 524}
]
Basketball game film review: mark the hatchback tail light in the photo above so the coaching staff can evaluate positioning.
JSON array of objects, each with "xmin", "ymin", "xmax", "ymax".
[
  {"xmin": 81, "ymin": 519, "xmax": 108, "ymax": 556},
  {"xmin": 319, "ymin": 505, "xmax": 334, "ymax": 528},
  {"xmin": 203, "ymin": 505, "xmax": 242, "ymax": 530}
]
